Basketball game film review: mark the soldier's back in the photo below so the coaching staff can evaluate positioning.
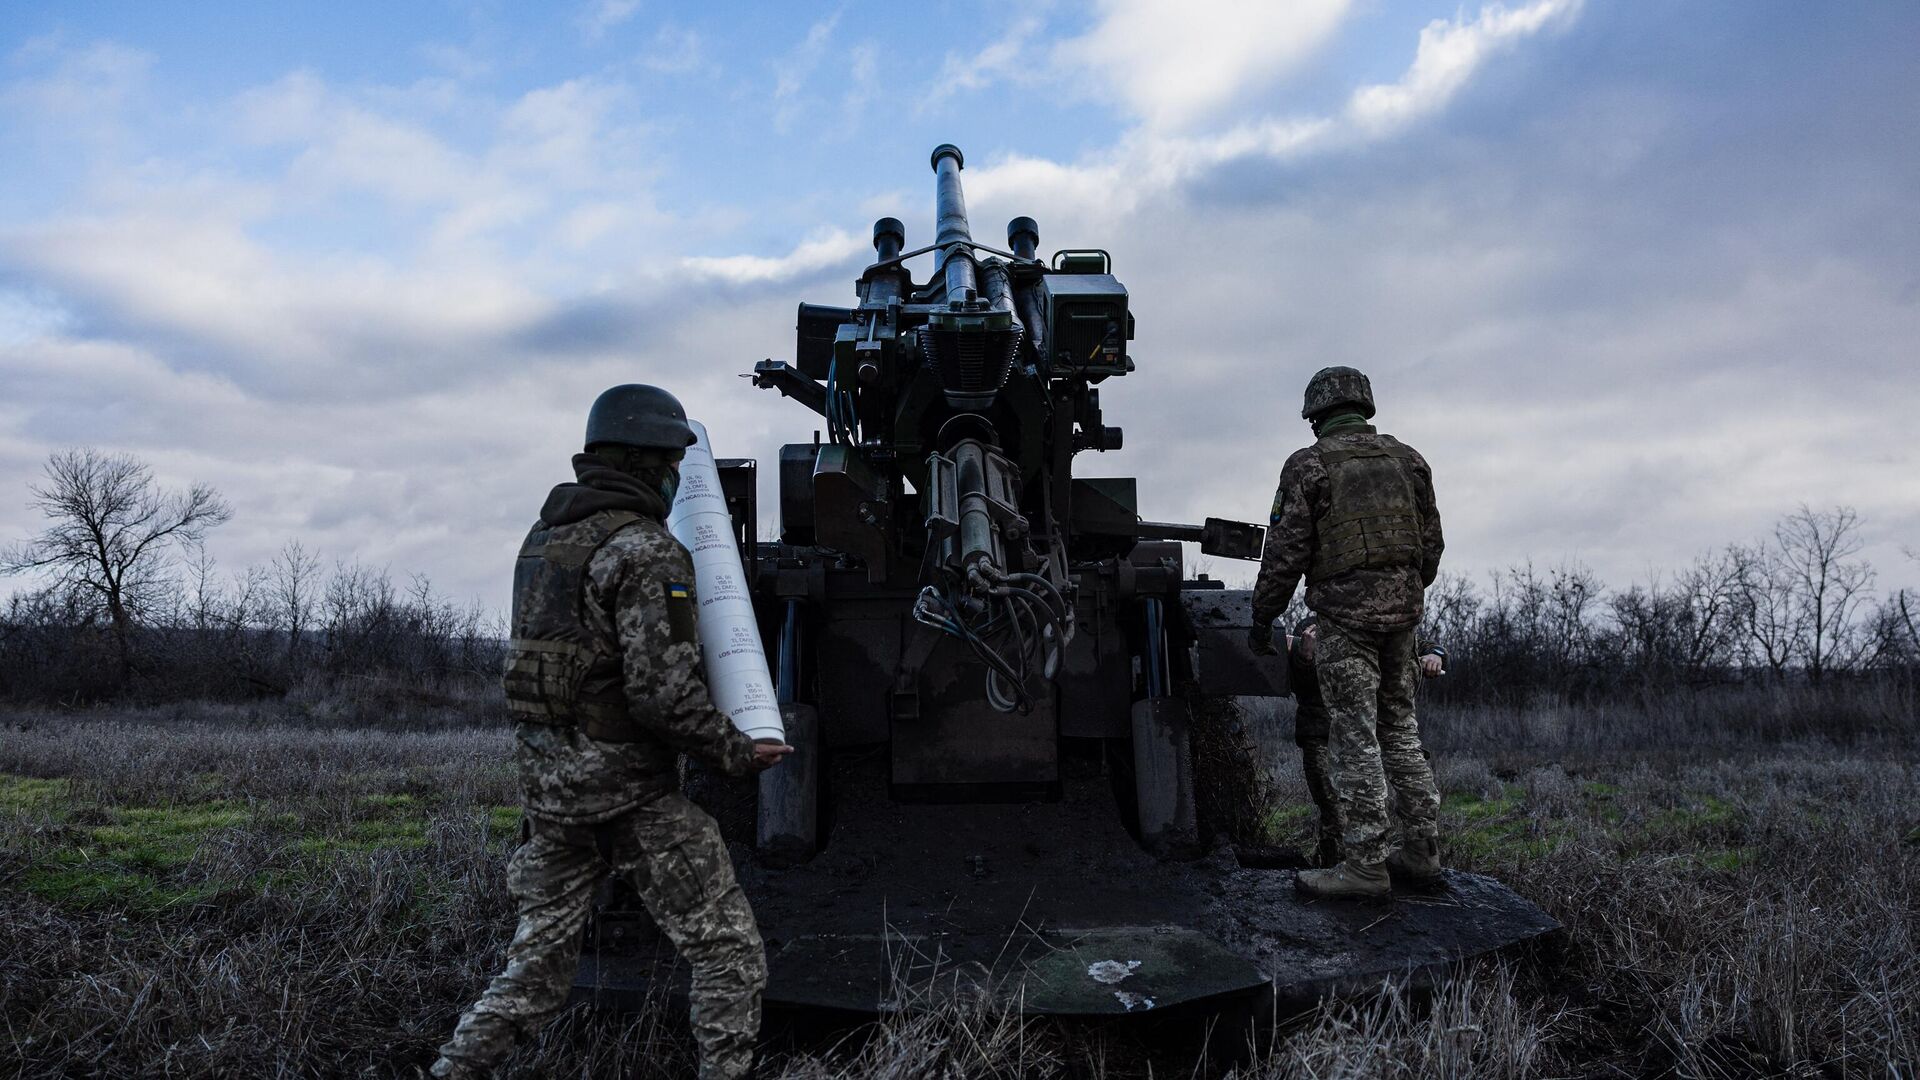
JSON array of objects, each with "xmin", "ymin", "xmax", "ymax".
[{"xmin": 1300, "ymin": 428, "xmax": 1437, "ymax": 634}]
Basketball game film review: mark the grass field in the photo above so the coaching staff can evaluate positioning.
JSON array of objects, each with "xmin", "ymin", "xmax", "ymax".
[{"xmin": 1, "ymin": 698, "xmax": 1915, "ymax": 1078}]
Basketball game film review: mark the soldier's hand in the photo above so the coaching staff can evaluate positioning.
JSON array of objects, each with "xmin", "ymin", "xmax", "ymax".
[
  {"xmin": 1419, "ymin": 654, "xmax": 1445, "ymax": 678},
  {"xmin": 751, "ymin": 739, "xmax": 796, "ymax": 771},
  {"xmin": 1248, "ymin": 622, "xmax": 1278, "ymax": 656}
]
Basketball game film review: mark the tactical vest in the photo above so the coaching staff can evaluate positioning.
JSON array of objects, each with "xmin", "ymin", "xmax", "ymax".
[
  {"xmin": 503, "ymin": 509, "xmax": 645, "ymax": 742},
  {"xmin": 1307, "ymin": 438, "xmax": 1424, "ymax": 584}
]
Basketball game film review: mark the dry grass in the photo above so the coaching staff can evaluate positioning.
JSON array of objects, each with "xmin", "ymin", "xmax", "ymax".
[{"xmin": 1, "ymin": 698, "xmax": 1916, "ymax": 1078}]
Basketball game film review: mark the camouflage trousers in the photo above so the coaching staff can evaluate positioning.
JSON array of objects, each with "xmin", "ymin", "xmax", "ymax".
[
  {"xmin": 1315, "ymin": 620, "xmax": 1440, "ymax": 867},
  {"xmin": 1292, "ymin": 705, "xmax": 1341, "ymax": 867},
  {"xmin": 438, "ymin": 793, "xmax": 766, "ymax": 1080}
]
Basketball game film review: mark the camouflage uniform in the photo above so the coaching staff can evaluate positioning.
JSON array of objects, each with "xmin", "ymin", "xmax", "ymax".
[
  {"xmin": 1285, "ymin": 638, "xmax": 1341, "ymax": 867},
  {"xmin": 436, "ymin": 458, "xmax": 764, "ymax": 1080},
  {"xmin": 1289, "ymin": 627, "xmax": 1443, "ymax": 867},
  {"xmin": 1253, "ymin": 423, "xmax": 1445, "ymax": 868}
]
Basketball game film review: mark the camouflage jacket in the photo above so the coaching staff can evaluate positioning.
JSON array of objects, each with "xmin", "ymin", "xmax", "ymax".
[
  {"xmin": 513, "ymin": 463, "xmax": 758, "ymax": 825},
  {"xmin": 1251, "ymin": 426, "xmax": 1444, "ymax": 634}
]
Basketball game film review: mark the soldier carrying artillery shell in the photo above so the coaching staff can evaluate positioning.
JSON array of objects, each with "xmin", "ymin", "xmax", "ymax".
[{"xmin": 433, "ymin": 385, "xmax": 793, "ymax": 1080}]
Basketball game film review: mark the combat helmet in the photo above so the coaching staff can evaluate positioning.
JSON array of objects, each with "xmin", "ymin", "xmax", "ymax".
[
  {"xmin": 585, "ymin": 384, "xmax": 697, "ymax": 450},
  {"xmin": 1300, "ymin": 366, "xmax": 1375, "ymax": 420}
]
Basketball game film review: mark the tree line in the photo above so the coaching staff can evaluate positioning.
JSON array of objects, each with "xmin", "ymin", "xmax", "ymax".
[
  {"xmin": 1, "ymin": 449, "xmax": 501, "ymax": 705},
  {"xmin": 3, "ymin": 447, "xmax": 1917, "ymax": 710},
  {"xmin": 1383, "ymin": 505, "xmax": 1919, "ymax": 705}
]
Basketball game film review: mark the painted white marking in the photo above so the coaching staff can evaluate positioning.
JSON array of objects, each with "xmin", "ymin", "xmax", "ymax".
[{"xmin": 1086, "ymin": 959, "xmax": 1142, "ymax": 985}]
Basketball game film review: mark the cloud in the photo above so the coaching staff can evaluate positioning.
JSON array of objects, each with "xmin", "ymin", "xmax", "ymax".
[
  {"xmin": 640, "ymin": 24, "xmax": 708, "ymax": 75},
  {"xmin": 0, "ymin": 288, "xmax": 71, "ymax": 347},
  {"xmin": 2, "ymin": 61, "xmax": 677, "ymax": 410},
  {"xmin": 840, "ymin": 42, "xmax": 879, "ymax": 124},
  {"xmin": 771, "ymin": 12, "xmax": 843, "ymax": 133},
  {"xmin": 1346, "ymin": 0, "xmax": 1583, "ymax": 134},
  {"xmin": 935, "ymin": 0, "xmax": 1581, "ymax": 232},
  {"xmin": 681, "ymin": 229, "xmax": 867, "ymax": 285},
  {"xmin": 2, "ymin": 37, "xmax": 151, "ymax": 120},
  {"xmin": 7, "ymin": 209, "xmax": 552, "ymax": 397},
  {"xmin": 232, "ymin": 71, "xmax": 653, "ymax": 251},
  {"xmin": 416, "ymin": 41, "xmax": 493, "ymax": 82},
  {"xmin": 237, "ymin": 72, "xmax": 476, "ymax": 207},
  {"xmin": 5, "ymin": 3, "xmax": 1917, "ymax": 618},
  {"xmin": 0, "ymin": 5, "xmax": 1606, "ymax": 605},
  {"xmin": 925, "ymin": 14, "xmax": 1047, "ymax": 106},
  {"xmin": 578, "ymin": 0, "xmax": 643, "ymax": 40},
  {"xmin": 1053, "ymin": 0, "xmax": 1354, "ymax": 130}
]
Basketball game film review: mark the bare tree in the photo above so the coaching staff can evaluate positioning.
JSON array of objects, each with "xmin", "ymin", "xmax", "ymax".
[
  {"xmin": 1887, "ymin": 546, "xmax": 1920, "ymax": 663},
  {"xmin": 1673, "ymin": 549, "xmax": 1745, "ymax": 682},
  {"xmin": 271, "ymin": 540, "xmax": 320, "ymax": 665},
  {"xmin": 185, "ymin": 543, "xmax": 222, "ymax": 633},
  {"xmin": 1610, "ymin": 551, "xmax": 1745, "ymax": 690},
  {"xmin": 321, "ymin": 560, "xmax": 397, "ymax": 675},
  {"xmin": 1774, "ymin": 505, "xmax": 1875, "ymax": 684},
  {"xmin": 2, "ymin": 448, "xmax": 230, "ymax": 680},
  {"xmin": 1733, "ymin": 542, "xmax": 1798, "ymax": 680},
  {"xmin": 1420, "ymin": 572, "xmax": 1482, "ymax": 648}
]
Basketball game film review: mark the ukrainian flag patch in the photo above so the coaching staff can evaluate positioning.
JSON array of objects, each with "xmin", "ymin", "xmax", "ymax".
[{"xmin": 665, "ymin": 582, "xmax": 696, "ymax": 643}]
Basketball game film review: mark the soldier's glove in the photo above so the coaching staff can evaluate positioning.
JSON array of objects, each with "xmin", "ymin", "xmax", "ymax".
[{"xmin": 1247, "ymin": 621, "xmax": 1278, "ymax": 656}]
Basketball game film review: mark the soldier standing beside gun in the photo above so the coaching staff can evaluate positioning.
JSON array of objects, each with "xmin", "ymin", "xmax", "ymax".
[
  {"xmin": 1247, "ymin": 367, "xmax": 1445, "ymax": 901},
  {"xmin": 433, "ymin": 385, "xmax": 794, "ymax": 1080},
  {"xmin": 1285, "ymin": 614, "xmax": 1447, "ymax": 869}
]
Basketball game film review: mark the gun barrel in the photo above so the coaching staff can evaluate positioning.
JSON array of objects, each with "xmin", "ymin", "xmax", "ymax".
[{"xmin": 930, "ymin": 144, "xmax": 977, "ymax": 300}]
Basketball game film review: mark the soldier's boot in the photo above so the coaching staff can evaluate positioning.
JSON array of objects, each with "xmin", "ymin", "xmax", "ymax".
[
  {"xmin": 1315, "ymin": 828, "xmax": 1342, "ymax": 869},
  {"xmin": 1294, "ymin": 859, "xmax": 1390, "ymax": 901},
  {"xmin": 429, "ymin": 1056, "xmax": 489, "ymax": 1080},
  {"xmin": 1386, "ymin": 835, "xmax": 1443, "ymax": 884}
]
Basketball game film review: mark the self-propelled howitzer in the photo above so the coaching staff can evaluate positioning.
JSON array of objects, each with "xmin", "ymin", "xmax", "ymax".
[
  {"xmin": 745, "ymin": 142, "xmax": 1275, "ymax": 852},
  {"xmin": 574, "ymin": 146, "xmax": 1558, "ymax": 1020}
]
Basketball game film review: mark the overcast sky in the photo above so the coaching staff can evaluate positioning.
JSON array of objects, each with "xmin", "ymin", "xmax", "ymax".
[{"xmin": 3, "ymin": 0, "xmax": 1916, "ymax": 613}]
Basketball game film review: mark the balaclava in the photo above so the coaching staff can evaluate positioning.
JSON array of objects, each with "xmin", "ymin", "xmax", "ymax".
[{"xmin": 593, "ymin": 445, "xmax": 685, "ymax": 506}]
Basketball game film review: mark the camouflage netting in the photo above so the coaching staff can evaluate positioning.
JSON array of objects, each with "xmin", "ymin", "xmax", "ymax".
[{"xmin": 1187, "ymin": 694, "xmax": 1279, "ymax": 846}]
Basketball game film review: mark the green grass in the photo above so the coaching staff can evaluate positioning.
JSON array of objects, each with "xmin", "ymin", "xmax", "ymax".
[
  {"xmin": 1259, "ymin": 802, "xmax": 1314, "ymax": 836},
  {"xmin": 1449, "ymin": 815, "xmax": 1573, "ymax": 862},
  {"xmin": 1434, "ymin": 787, "xmax": 1579, "ymax": 861},
  {"xmin": 0, "ymin": 774, "xmax": 69, "ymax": 814},
  {"xmin": 1256, "ymin": 774, "xmax": 1767, "ymax": 868},
  {"xmin": 297, "ymin": 817, "xmax": 430, "ymax": 855},
  {"xmin": 482, "ymin": 804, "xmax": 521, "ymax": 833},
  {"xmin": 1698, "ymin": 847, "xmax": 1757, "ymax": 871},
  {"xmin": 1647, "ymin": 794, "xmax": 1737, "ymax": 832},
  {"xmin": 19, "ymin": 861, "xmax": 221, "ymax": 913},
  {"xmin": 5, "ymin": 773, "xmax": 518, "ymax": 914},
  {"xmin": 1442, "ymin": 787, "xmax": 1523, "ymax": 819},
  {"xmin": 11, "ymin": 795, "xmax": 254, "ymax": 912}
]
